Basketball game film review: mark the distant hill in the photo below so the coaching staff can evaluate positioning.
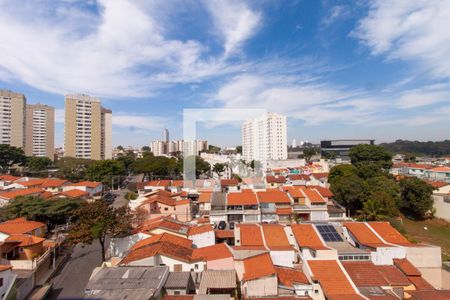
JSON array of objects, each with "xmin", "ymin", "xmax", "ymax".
[{"xmin": 380, "ymin": 140, "xmax": 450, "ymax": 156}]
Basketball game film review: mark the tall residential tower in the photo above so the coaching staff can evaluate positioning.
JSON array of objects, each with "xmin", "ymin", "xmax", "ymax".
[
  {"xmin": 25, "ymin": 103, "xmax": 55, "ymax": 159},
  {"xmin": 0, "ymin": 90, "xmax": 26, "ymax": 148},
  {"xmin": 64, "ymin": 94, "xmax": 112, "ymax": 160},
  {"xmin": 242, "ymin": 112, "xmax": 287, "ymax": 162}
]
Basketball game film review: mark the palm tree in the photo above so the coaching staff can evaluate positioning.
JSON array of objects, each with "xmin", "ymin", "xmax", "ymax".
[{"xmin": 359, "ymin": 198, "xmax": 387, "ymax": 221}]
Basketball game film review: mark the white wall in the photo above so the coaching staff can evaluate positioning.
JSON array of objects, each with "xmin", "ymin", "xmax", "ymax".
[
  {"xmin": 433, "ymin": 194, "xmax": 450, "ymax": 221},
  {"xmin": 310, "ymin": 210, "xmax": 329, "ymax": 221},
  {"xmin": 0, "ymin": 269, "xmax": 16, "ymax": 299},
  {"xmin": 405, "ymin": 245, "xmax": 442, "ymax": 268},
  {"xmin": 370, "ymin": 246, "xmax": 406, "ymax": 265},
  {"xmin": 189, "ymin": 231, "xmax": 215, "ymax": 248},
  {"xmin": 110, "ymin": 232, "xmax": 151, "ymax": 257},
  {"xmin": 269, "ymin": 250, "xmax": 296, "ymax": 267},
  {"xmin": 243, "ymin": 276, "xmax": 278, "ymax": 297}
]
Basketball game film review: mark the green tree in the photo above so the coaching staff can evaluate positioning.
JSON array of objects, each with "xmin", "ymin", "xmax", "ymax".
[
  {"xmin": 349, "ymin": 144, "xmax": 393, "ymax": 170},
  {"xmin": 207, "ymin": 145, "xmax": 221, "ymax": 154},
  {"xmin": 236, "ymin": 145, "xmax": 242, "ymax": 154},
  {"xmin": 359, "ymin": 191, "xmax": 399, "ymax": 221},
  {"xmin": 132, "ymin": 155, "xmax": 178, "ymax": 177},
  {"xmin": 26, "ymin": 156, "xmax": 53, "ymax": 172},
  {"xmin": 116, "ymin": 145, "xmax": 124, "ymax": 151},
  {"xmin": 141, "ymin": 146, "xmax": 150, "ymax": 152},
  {"xmin": 85, "ymin": 160, "xmax": 125, "ymax": 184},
  {"xmin": 0, "ymin": 196, "xmax": 83, "ymax": 227},
  {"xmin": 125, "ymin": 191, "xmax": 137, "ymax": 200},
  {"xmin": 213, "ymin": 163, "xmax": 227, "ymax": 178},
  {"xmin": 177, "ymin": 156, "xmax": 211, "ymax": 178},
  {"xmin": 69, "ymin": 200, "xmax": 131, "ymax": 261},
  {"xmin": 367, "ymin": 176, "xmax": 401, "ymax": 208},
  {"xmin": 55, "ymin": 157, "xmax": 93, "ymax": 181},
  {"xmin": 328, "ymin": 164, "xmax": 356, "ymax": 185},
  {"xmin": 300, "ymin": 147, "xmax": 317, "ymax": 163},
  {"xmin": 330, "ymin": 174, "xmax": 369, "ymax": 216},
  {"xmin": 0, "ymin": 144, "xmax": 27, "ymax": 172},
  {"xmin": 399, "ymin": 177, "xmax": 434, "ymax": 219}
]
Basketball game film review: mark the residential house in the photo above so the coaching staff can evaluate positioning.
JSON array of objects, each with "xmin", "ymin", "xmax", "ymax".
[
  {"xmin": 198, "ymin": 270, "xmax": 236, "ymax": 296},
  {"xmin": 187, "ymin": 225, "xmax": 215, "ymax": 248},
  {"xmin": 62, "ymin": 181, "xmax": 103, "ymax": 197},
  {"xmin": 164, "ymin": 272, "xmax": 195, "ymax": 295},
  {"xmin": 256, "ymin": 190, "xmax": 291, "ymax": 223},
  {"xmin": 198, "ymin": 191, "xmax": 212, "ymax": 217},
  {"xmin": 237, "ymin": 253, "xmax": 278, "ymax": 298},
  {"xmin": 0, "ymin": 265, "xmax": 16, "ymax": 299},
  {"xmin": 266, "ymin": 176, "xmax": 287, "ymax": 188},
  {"xmin": 0, "ymin": 188, "xmax": 45, "ymax": 206},
  {"xmin": 291, "ymin": 224, "xmax": 337, "ymax": 260},
  {"xmin": 286, "ymin": 174, "xmax": 310, "ymax": 186},
  {"xmin": 275, "ymin": 266, "xmax": 313, "ymax": 297},
  {"xmin": 220, "ymin": 179, "xmax": 239, "ymax": 192},
  {"xmin": 431, "ymin": 182, "xmax": 450, "ymax": 221},
  {"xmin": 135, "ymin": 191, "xmax": 192, "ymax": 222},
  {"xmin": 226, "ymin": 190, "xmax": 261, "ymax": 223},
  {"xmin": 0, "ymin": 175, "xmax": 21, "ymax": 190},
  {"xmin": 308, "ymin": 173, "xmax": 328, "ymax": 187},
  {"xmin": 192, "ymin": 243, "xmax": 234, "ymax": 270},
  {"xmin": 260, "ymin": 224, "xmax": 296, "ymax": 267},
  {"xmin": 425, "ymin": 166, "xmax": 450, "ymax": 182}
]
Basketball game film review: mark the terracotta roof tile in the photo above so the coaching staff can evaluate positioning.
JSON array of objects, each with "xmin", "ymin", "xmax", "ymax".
[
  {"xmin": 341, "ymin": 261, "xmax": 389, "ymax": 286},
  {"xmin": 121, "ymin": 241, "xmax": 198, "ymax": 264},
  {"xmin": 0, "ymin": 265, "xmax": 12, "ymax": 272},
  {"xmin": 266, "ymin": 175, "xmax": 287, "ymax": 184},
  {"xmin": 221, "ymin": 179, "xmax": 239, "ymax": 187},
  {"xmin": 70, "ymin": 181, "xmax": 101, "ymax": 188},
  {"xmin": 276, "ymin": 207, "xmax": 293, "ymax": 215},
  {"xmin": 198, "ymin": 191, "xmax": 212, "ymax": 203},
  {"xmin": 375, "ymin": 265, "xmax": 411, "ymax": 286},
  {"xmin": 393, "ymin": 259, "xmax": 421, "ymax": 276},
  {"xmin": 344, "ymin": 222, "xmax": 390, "ymax": 248},
  {"xmin": 256, "ymin": 190, "xmax": 291, "ymax": 204},
  {"xmin": 41, "ymin": 179, "xmax": 69, "ymax": 188},
  {"xmin": 298, "ymin": 186, "xmax": 327, "ymax": 204},
  {"xmin": 18, "ymin": 179, "xmax": 45, "ymax": 187},
  {"xmin": 187, "ymin": 224, "xmax": 213, "ymax": 236},
  {"xmin": 0, "ymin": 175, "xmax": 20, "ymax": 182},
  {"xmin": 6, "ymin": 234, "xmax": 45, "ymax": 247},
  {"xmin": 238, "ymin": 224, "xmax": 264, "ymax": 247},
  {"xmin": 408, "ymin": 290, "xmax": 450, "ymax": 300},
  {"xmin": 367, "ymin": 222, "xmax": 411, "ymax": 246},
  {"xmin": 261, "ymin": 224, "xmax": 292, "ymax": 250},
  {"xmin": 243, "ymin": 253, "xmax": 276, "ymax": 281},
  {"xmin": 291, "ymin": 224, "xmax": 328, "ymax": 250},
  {"xmin": 307, "ymin": 260, "xmax": 360, "ymax": 297},
  {"xmin": 275, "ymin": 266, "xmax": 309, "ymax": 287},
  {"xmin": 192, "ymin": 243, "xmax": 232, "ymax": 261},
  {"xmin": 0, "ymin": 187, "xmax": 44, "ymax": 200},
  {"xmin": 227, "ymin": 190, "xmax": 258, "ymax": 206},
  {"xmin": 215, "ymin": 229, "xmax": 234, "ymax": 239},
  {"xmin": 284, "ymin": 186, "xmax": 304, "ymax": 198},
  {"xmin": 407, "ymin": 276, "xmax": 435, "ymax": 291},
  {"xmin": 130, "ymin": 233, "xmax": 193, "ymax": 251},
  {"xmin": 0, "ymin": 217, "xmax": 45, "ymax": 235},
  {"xmin": 309, "ymin": 186, "xmax": 334, "ymax": 198},
  {"xmin": 58, "ymin": 189, "xmax": 89, "ymax": 198},
  {"xmin": 287, "ymin": 174, "xmax": 310, "ymax": 181},
  {"xmin": 311, "ymin": 173, "xmax": 328, "ymax": 180}
]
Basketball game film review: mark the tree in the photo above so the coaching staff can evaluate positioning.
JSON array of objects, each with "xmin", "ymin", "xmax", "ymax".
[
  {"xmin": 349, "ymin": 144, "xmax": 393, "ymax": 170},
  {"xmin": 125, "ymin": 191, "xmax": 137, "ymax": 200},
  {"xmin": 358, "ymin": 191, "xmax": 399, "ymax": 221},
  {"xmin": 330, "ymin": 174, "xmax": 369, "ymax": 216},
  {"xmin": 55, "ymin": 157, "xmax": 93, "ymax": 181},
  {"xmin": 213, "ymin": 163, "xmax": 227, "ymax": 178},
  {"xmin": 0, "ymin": 144, "xmax": 27, "ymax": 172},
  {"xmin": 132, "ymin": 155, "xmax": 178, "ymax": 177},
  {"xmin": 367, "ymin": 176, "xmax": 401, "ymax": 208},
  {"xmin": 141, "ymin": 146, "xmax": 150, "ymax": 152},
  {"xmin": 69, "ymin": 200, "xmax": 131, "ymax": 261},
  {"xmin": 399, "ymin": 178, "xmax": 434, "ymax": 219},
  {"xmin": 207, "ymin": 145, "xmax": 221, "ymax": 154},
  {"xmin": 300, "ymin": 147, "xmax": 317, "ymax": 163},
  {"xmin": 85, "ymin": 160, "xmax": 125, "ymax": 184},
  {"xmin": 236, "ymin": 145, "xmax": 242, "ymax": 154},
  {"xmin": 0, "ymin": 196, "xmax": 83, "ymax": 227},
  {"xmin": 328, "ymin": 164, "xmax": 356, "ymax": 185},
  {"xmin": 117, "ymin": 145, "xmax": 124, "ymax": 151},
  {"xmin": 26, "ymin": 156, "xmax": 53, "ymax": 172}
]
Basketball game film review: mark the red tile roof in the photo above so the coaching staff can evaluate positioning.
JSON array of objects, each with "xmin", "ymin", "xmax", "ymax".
[
  {"xmin": 307, "ymin": 260, "xmax": 360, "ymax": 298},
  {"xmin": 284, "ymin": 186, "xmax": 304, "ymax": 198},
  {"xmin": 0, "ymin": 187, "xmax": 44, "ymax": 200},
  {"xmin": 375, "ymin": 265, "xmax": 411, "ymax": 286},
  {"xmin": 121, "ymin": 241, "xmax": 198, "ymax": 264},
  {"xmin": 6, "ymin": 234, "xmax": 45, "ymax": 247},
  {"xmin": 311, "ymin": 173, "xmax": 328, "ymax": 180},
  {"xmin": 266, "ymin": 175, "xmax": 287, "ymax": 184},
  {"xmin": 342, "ymin": 261, "xmax": 389, "ymax": 286},
  {"xmin": 407, "ymin": 276, "xmax": 435, "ymax": 291},
  {"xmin": 215, "ymin": 229, "xmax": 234, "ymax": 239},
  {"xmin": 58, "ymin": 189, "xmax": 89, "ymax": 198},
  {"xmin": 243, "ymin": 253, "xmax": 276, "ymax": 281},
  {"xmin": 227, "ymin": 190, "xmax": 258, "ymax": 206},
  {"xmin": 309, "ymin": 186, "xmax": 334, "ymax": 198},
  {"xmin": 429, "ymin": 166, "xmax": 450, "ymax": 172},
  {"xmin": 221, "ymin": 179, "xmax": 239, "ymax": 186},
  {"xmin": 0, "ymin": 265, "xmax": 12, "ymax": 272},
  {"xmin": 18, "ymin": 179, "xmax": 46, "ymax": 187},
  {"xmin": 298, "ymin": 186, "xmax": 327, "ymax": 204},
  {"xmin": 238, "ymin": 224, "xmax": 264, "ymax": 247},
  {"xmin": 187, "ymin": 224, "xmax": 213, "ymax": 236},
  {"xmin": 275, "ymin": 266, "xmax": 309, "ymax": 287},
  {"xmin": 198, "ymin": 191, "xmax": 212, "ymax": 203},
  {"xmin": 393, "ymin": 259, "xmax": 421, "ymax": 276},
  {"xmin": 344, "ymin": 222, "xmax": 390, "ymax": 248},
  {"xmin": 276, "ymin": 207, "xmax": 293, "ymax": 215},
  {"xmin": 41, "ymin": 179, "xmax": 69, "ymax": 188},
  {"xmin": 130, "ymin": 233, "xmax": 193, "ymax": 251},
  {"xmin": 408, "ymin": 290, "xmax": 450, "ymax": 300},
  {"xmin": 70, "ymin": 181, "xmax": 102, "ymax": 188},
  {"xmin": 0, "ymin": 217, "xmax": 45, "ymax": 235},
  {"xmin": 256, "ymin": 190, "xmax": 291, "ymax": 204},
  {"xmin": 425, "ymin": 180, "xmax": 449, "ymax": 189},
  {"xmin": 291, "ymin": 224, "xmax": 328, "ymax": 250},
  {"xmin": 288, "ymin": 174, "xmax": 310, "ymax": 181},
  {"xmin": 0, "ymin": 175, "xmax": 20, "ymax": 182},
  {"xmin": 192, "ymin": 243, "xmax": 232, "ymax": 261},
  {"xmin": 261, "ymin": 224, "xmax": 292, "ymax": 250},
  {"xmin": 367, "ymin": 222, "xmax": 411, "ymax": 246}
]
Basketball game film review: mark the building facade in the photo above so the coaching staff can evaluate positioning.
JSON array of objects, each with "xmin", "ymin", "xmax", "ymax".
[
  {"xmin": 0, "ymin": 90, "xmax": 26, "ymax": 149},
  {"xmin": 320, "ymin": 139, "xmax": 375, "ymax": 158},
  {"xmin": 25, "ymin": 103, "xmax": 54, "ymax": 159},
  {"xmin": 242, "ymin": 112, "xmax": 287, "ymax": 162},
  {"xmin": 64, "ymin": 94, "xmax": 112, "ymax": 160}
]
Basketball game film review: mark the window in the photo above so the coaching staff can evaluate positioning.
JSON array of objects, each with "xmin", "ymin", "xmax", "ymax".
[
  {"xmin": 194, "ymin": 264, "xmax": 198, "ymax": 270},
  {"xmin": 164, "ymin": 207, "xmax": 169, "ymax": 211},
  {"xmin": 0, "ymin": 278, "xmax": 3, "ymax": 287},
  {"xmin": 19, "ymin": 248, "xmax": 24, "ymax": 253},
  {"xmin": 174, "ymin": 291, "xmax": 180, "ymax": 295}
]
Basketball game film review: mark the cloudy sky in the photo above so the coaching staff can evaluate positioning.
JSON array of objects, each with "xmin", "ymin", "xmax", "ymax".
[{"xmin": 0, "ymin": 0, "xmax": 449, "ymax": 147}]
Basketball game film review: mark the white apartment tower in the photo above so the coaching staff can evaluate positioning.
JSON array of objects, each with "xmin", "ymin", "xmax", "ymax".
[
  {"xmin": 0, "ymin": 90, "xmax": 26, "ymax": 148},
  {"xmin": 65, "ymin": 94, "xmax": 112, "ymax": 160},
  {"xmin": 242, "ymin": 112, "xmax": 287, "ymax": 162},
  {"xmin": 25, "ymin": 103, "xmax": 55, "ymax": 159}
]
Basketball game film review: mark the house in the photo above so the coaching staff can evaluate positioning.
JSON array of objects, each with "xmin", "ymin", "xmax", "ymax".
[
  {"xmin": 266, "ymin": 176, "xmax": 287, "ymax": 188},
  {"xmin": 275, "ymin": 266, "xmax": 313, "ymax": 297},
  {"xmin": 40, "ymin": 179, "xmax": 69, "ymax": 193},
  {"xmin": 431, "ymin": 182, "xmax": 450, "ymax": 221},
  {"xmin": 285, "ymin": 186, "xmax": 328, "ymax": 221},
  {"xmin": 85, "ymin": 266, "xmax": 169, "ymax": 299},
  {"xmin": 0, "ymin": 175, "xmax": 21, "ymax": 190},
  {"xmin": 198, "ymin": 191, "xmax": 213, "ymax": 216},
  {"xmin": 220, "ymin": 179, "xmax": 239, "ymax": 192},
  {"xmin": 226, "ymin": 190, "xmax": 261, "ymax": 223},
  {"xmin": 136, "ymin": 191, "xmax": 192, "ymax": 222},
  {"xmin": 54, "ymin": 189, "xmax": 90, "ymax": 200},
  {"xmin": 308, "ymin": 172, "xmax": 328, "ymax": 187},
  {"xmin": 286, "ymin": 174, "xmax": 310, "ymax": 186},
  {"xmin": 256, "ymin": 190, "xmax": 291, "ymax": 223},
  {"xmin": 192, "ymin": 243, "xmax": 234, "ymax": 270},
  {"xmin": 198, "ymin": 270, "xmax": 237, "ymax": 296},
  {"xmin": 187, "ymin": 225, "xmax": 215, "ymax": 248},
  {"xmin": 238, "ymin": 253, "xmax": 278, "ymax": 298},
  {"xmin": 62, "ymin": 181, "xmax": 103, "ymax": 197},
  {"xmin": 291, "ymin": 224, "xmax": 337, "ymax": 260},
  {"xmin": 1, "ymin": 234, "xmax": 45, "ymax": 260},
  {"xmin": 144, "ymin": 180, "xmax": 172, "ymax": 192},
  {"xmin": 164, "ymin": 272, "xmax": 195, "ymax": 295},
  {"xmin": 0, "ymin": 218, "xmax": 46, "ymax": 237},
  {"xmin": 0, "ymin": 188, "xmax": 45, "ymax": 206},
  {"xmin": 260, "ymin": 224, "xmax": 296, "ymax": 267},
  {"xmin": 425, "ymin": 166, "xmax": 450, "ymax": 182}
]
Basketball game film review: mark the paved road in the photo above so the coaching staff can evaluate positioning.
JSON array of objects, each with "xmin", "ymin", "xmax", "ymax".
[
  {"xmin": 47, "ymin": 242, "xmax": 104, "ymax": 299},
  {"xmin": 111, "ymin": 189, "xmax": 129, "ymax": 208}
]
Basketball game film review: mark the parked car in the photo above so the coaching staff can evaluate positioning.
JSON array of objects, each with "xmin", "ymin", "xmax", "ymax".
[
  {"xmin": 218, "ymin": 221, "xmax": 227, "ymax": 230},
  {"xmin": 229, "ymin": 222, "xmax": 235, "ymax": 230}
]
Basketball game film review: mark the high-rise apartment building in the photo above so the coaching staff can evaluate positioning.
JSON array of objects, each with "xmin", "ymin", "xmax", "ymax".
[
  {"xmin": 25, "ymin": 103, "xmax": 54, "ymax": 159},
  {"xmin": 0, "ymin": 90, "xmax": 26, "ymax": 148},
  {"xmin": 242, "ymin": 112, "xmax": 287, "ymax": 162},
  {"xmin": 64, "ymin": 94, "xmax": 112, "ymax": 160},
  {"xmin": 162, "ymin": 128, "xmax": 169, "ymax": 143}
]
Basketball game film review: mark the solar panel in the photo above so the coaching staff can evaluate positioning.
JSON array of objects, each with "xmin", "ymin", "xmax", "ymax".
[{"xmin": 315, "ymin": 224, "xmax": 343, "ymax": 242}]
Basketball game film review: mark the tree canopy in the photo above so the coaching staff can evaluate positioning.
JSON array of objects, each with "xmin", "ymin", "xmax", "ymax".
[
  {"xmin": 0, "ymin": 144, "xmax": 27, "ymax": 172},
  {"xmin": 69, "ymin": 200, "xmax": 131, "ymax": 261},
  {"xmin": 132, "ymin": 155, "xmax": 179, "ymax": 177},
  {"xmin": 349, "ymin": 144, "xmax": 393, "ymax": 170},
  {"xmin": 381, "ymin": 139, "xmax": 450, "ymax": 156},
  {"xmin": 399, "ymin": 177, "xmax": 434, "ymax": 219},
  {"xmin": 55, "ymin": 157, "xmax": 93, "ymax": 181},
  {"xmin": 85, "ymin": 159, "xmax": 126, "ymax": 184},
  {"xmin": 26, "ymin": 156, "xmax": 53, "ymax": 172}
]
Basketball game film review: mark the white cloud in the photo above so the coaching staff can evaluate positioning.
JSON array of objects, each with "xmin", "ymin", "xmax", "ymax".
[
  {"xmin": 113, "ymin": 114, "xmax": 169, "ymax": 131},
  {"xmin": 0, "ymin": 0, "xmax": 261, "ymax": 98},
  {"xmin": 321, "ymin": 5, "xmax": 351, "ymax": 28},
  {"xmin": 203, "ymin": 0, "xmax": 262, "ymax": 56},
  {"xmin": 353, "ymin": 0, "xmax": 450, "ymax": 79},
  {"xmin": 396, "ymin": 84, "xmax": 450, "ymax": 108},
  {"xmin": 55, "ymin": 108, "xmax": 65, "ymax": 124}
]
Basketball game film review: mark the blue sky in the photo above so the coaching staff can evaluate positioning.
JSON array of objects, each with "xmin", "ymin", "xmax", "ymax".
[{"xmin": 0, "ymin": 0, "xmax": 449, "ymax": 147}]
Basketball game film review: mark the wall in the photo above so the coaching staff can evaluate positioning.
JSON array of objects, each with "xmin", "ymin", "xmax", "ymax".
[
  {"xmin": 405, "ymin": 245, "xmax": 442, "ymax": 268},
  {"xmin": 243, "ymin": 276, "xmax": 278, "ymax": 297},
  {"xmin": 310, "ymin": 210, "xmax": 328, "ymax": 221},
  {"xmin": 433, "ymin": 194, "xmax": 450, "ymax": 221},
  {"xmin": 110, "ymin": 232, "xmax": 151, "ymax": 257},
  {"xmin": 189, "ymin": 231, "xmax": 215, "ymax": 248},
  {"xmin": 370, "ymin": 246, "xmax": 406, "ymax": 265},
  {"xmin": 269, "ymin": 250, "xmax": 296, "ymax": 267},
  {"xmin": 0, "ymin": 270, "xmax": 16, "ymax": 300},
  {"xmin": 207, "ymin": 257, "xmax": 235, "ymax": 270}
]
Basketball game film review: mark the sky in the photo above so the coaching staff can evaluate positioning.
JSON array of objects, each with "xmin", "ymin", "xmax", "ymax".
[{"xmin": 0, "ymin": 0, "xmax": 449, "ymax": 148}]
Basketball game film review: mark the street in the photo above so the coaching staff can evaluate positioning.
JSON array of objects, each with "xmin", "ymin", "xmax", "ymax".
[{"xmin": 47, "ymin": 242, "xmax": 104, "ymax": 299}]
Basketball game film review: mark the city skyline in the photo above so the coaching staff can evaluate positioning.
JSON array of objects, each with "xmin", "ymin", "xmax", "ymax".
[{"xmin": 0, "ymin": 1, "xmax": 449, "ymax": 147}]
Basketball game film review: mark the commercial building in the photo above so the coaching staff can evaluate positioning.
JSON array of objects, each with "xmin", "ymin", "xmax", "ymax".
[
  {"xmin": 0, "ymin": 90, "xmax": 26, "ymax": 148},
  {"xmin": 64, "ymin": 94, "xmax": 112, "ymax": 160},
  {"xmin": 151, "ymin": 129, "xmax": 207, "ymax": 156},
  {"xmin": 242, "ymin": 112, "xmax": 287, "ymax": 163},
  {"xmin": 320, "ymin": 139, "xmax": 375, "ymax": 158},
  {"xmin": 25, "ymin": 103, "xmax": 54, "ymax": 159}
]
